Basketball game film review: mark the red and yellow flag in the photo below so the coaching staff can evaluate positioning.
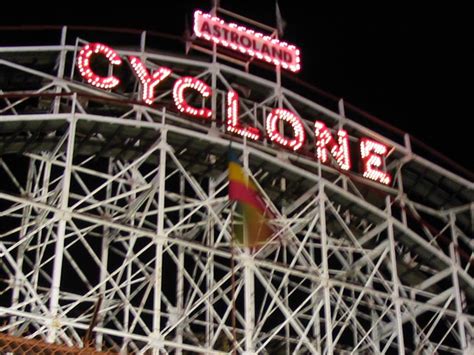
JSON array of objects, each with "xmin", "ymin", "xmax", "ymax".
[{"xmin": 228, "ymin": 154, "xmax": 273, "ymax": 247}]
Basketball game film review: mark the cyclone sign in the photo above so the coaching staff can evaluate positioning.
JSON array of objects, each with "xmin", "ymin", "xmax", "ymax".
[{"xmin": 75, "ymin": 41, "xmax": 392, "ymax": 186}]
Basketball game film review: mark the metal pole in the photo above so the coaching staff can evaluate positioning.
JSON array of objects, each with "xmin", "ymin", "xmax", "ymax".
[
  {"xmin": 368, "ymin": 264, "xmax": 381, "ymax": 352},
  {"xmin": 311, "ymin": 233, "xmax": 322, "ymax": 353},
  {"xmin": 47, "ymin": 94, "xmax": 77, "ymax": 343},
  {"xmin": 319, "ymin": 182, "xmax": 333, "ymax": 354},
  {"xmin": 175, "ymin": 174, "xmax": 185, "ymax": 354},
  {"xmin": 153, "ymin": 129, "xmax": 168, "ymax": 353},
  {"xmin": 207, "ymin": 177, "xmax": 216, "ymax": 348},
  {"xmin": 95, "ymin": 159, "xmax": 112, "ymax": 350},
  {"xmin": 283, "ymin": 241, "xmax": 291, "ymax": 354},
  {"xmin": 449, "ymin": 213, "xmax": 467, "ymax": 352},
  {"xmin": 243, "ymin": 248, "xmax": 255, "ymax": 354},
  {"xmin": 386, "ymin": 196, "xmax": 405, "ymax": 354},
  {"xmin": 242, "ymin": 145, "xmax": 255, "ymax": 354},
  {"xmin": 9, "ymin": 158, "xmax": 34, "ymax": 334}
]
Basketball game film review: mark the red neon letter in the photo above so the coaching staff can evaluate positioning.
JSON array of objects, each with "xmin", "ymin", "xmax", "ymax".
[
  {"xmin": 265, "ymin": 108, "xmax": 306, "ymax": 151},
  {"xmin": 226, "ymin": 91, "xmax": 260, "ymax": 140},
  {"xmin": 314, "ymin": 121, "xmax": 351, "ymax": 171},
  {"xmin": 128, "ymin": 57, "xmax": 172, "ymax": 105},
  {"xmin": 77, "ymin": 43, "xmax": 122, "ymax": 89},
  {"xmin": 360, "ymin": 138, "xmax": 392, "ymax": 185},
  {"xmin": 173, "ymin": 77, "xmax": 212, "ymax": 119}
]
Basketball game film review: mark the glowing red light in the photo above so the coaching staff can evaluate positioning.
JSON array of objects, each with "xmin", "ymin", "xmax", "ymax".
[
  {"xmin": 314, "ymin": 121, "xmax": 351, "ymax": 171},
  {"xmin": 193, "ymin": 10, "xmax": 301, "ymax": 72},
  {"xmin": 77, "ymin": 43, "xmax": 122, "ymax": 89},
  {"xmin": 226, "ymin": 91, "xmax": 260, "ymax": 140},
  {"xmin": 265, "ymin": 108, "xmax": 306, "ymax": 151},
  {"xmin": 360, "ymin": 138, "xmax": 392, "ymax": 185},
  {"xmin": 73, "ymin": 42, "xmax": 397, "ymax": 188},
  {"xmin": 128, "ymin": 56, "xmax": 172, "ymax": 105},
  {"xmin": 172, "ymin": 77, "xmax": 213, "ymax": 119}
]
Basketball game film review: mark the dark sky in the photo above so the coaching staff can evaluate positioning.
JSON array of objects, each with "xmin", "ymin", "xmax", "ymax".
[{"xmin": 3, "ymin": 1, "xmax": 472, "ymax": 174}]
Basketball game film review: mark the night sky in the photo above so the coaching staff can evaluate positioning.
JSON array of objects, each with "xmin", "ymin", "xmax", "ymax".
[{"xmin": 2, "ymin": 1, "xmax": 472, "ymax": 175}]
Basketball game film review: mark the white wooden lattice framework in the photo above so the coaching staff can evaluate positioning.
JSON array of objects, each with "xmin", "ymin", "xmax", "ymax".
[{"xmin": 0, "ymin": 26, "xmax": 473, "ymax": 354}]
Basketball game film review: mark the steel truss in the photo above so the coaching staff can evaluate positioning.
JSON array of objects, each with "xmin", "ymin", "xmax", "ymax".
[{"xmin": 0, "ymin": 27, "xmax": 473, "ymax": 354}]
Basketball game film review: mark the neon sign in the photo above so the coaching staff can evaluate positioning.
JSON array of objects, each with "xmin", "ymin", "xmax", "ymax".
[
  {"xmin": 77, "ymin": 43, "xmax": 122, "ymax": 89},
  {"xmin": 129, "ymin": 57, "xmax": 172, "ymax": 105},
  {"xmin": 226, "ymin": 91, "xmax": 261, "ymax": 140},
  {"xmin": 266, "ymin": 108, "xmax": 306, "ymax": 151},
  {"xmin": 173, "ymin": 77, "xmax": 213, "ymax": 119},
  {"xmin": 360, "ymin": 138, "xmax": 392, "ymax": 185},
  {"xmin": 75, "ymin": 42, "xmax": 392, "ymax": 185},
  {"xmin": 315, "ymin": 121, "xmax": 351, "ymax": 171},
  {"xmin": 193, "ymin": 10, "xmax": 301, "ymax": 72}
]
